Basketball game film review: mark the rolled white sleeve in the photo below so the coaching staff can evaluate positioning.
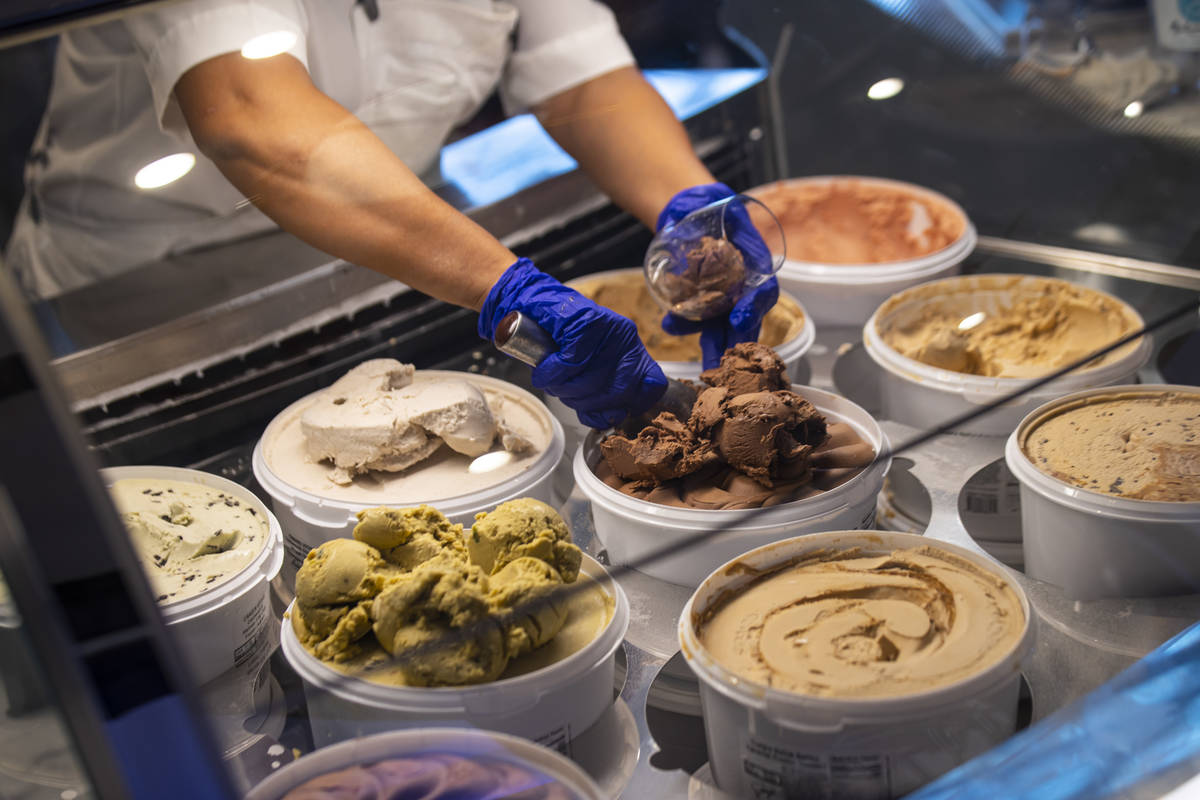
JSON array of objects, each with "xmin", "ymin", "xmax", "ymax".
[
  {"xmin": 500, "ymin": 0, "xmax": 635, "ymax": 114},
  {"xmin": 123, "ymin": 0, "xmax": 309, "ymax": 136}
]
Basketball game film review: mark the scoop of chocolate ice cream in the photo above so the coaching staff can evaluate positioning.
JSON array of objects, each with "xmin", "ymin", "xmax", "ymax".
[
  {"xmin": 700, "ymin": 342, "xmax": 789, "ymax": 395},
  {"xmin": 659, "ymin": 236, "xmax": 747, "ymax": 319},
  {"xmin": 599, "ymin": 412, "xmax": 719, "ymax": 483}
]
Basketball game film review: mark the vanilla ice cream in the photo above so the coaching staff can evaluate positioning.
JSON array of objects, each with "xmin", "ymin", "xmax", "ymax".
[
  {"xmin": 262, "ymin": 363, "xmax": 553, "ymax": 505},
  {"xmin": 876, "ymin": 276, "xmax": 1143, "ymax": 378},
  {"xmin": 697, "ymin": 545, "xmax": 1025, "ymax": 698},
  {"xmin": 110, "ymin": 478, "xmax": 269, "ymax": 603},
  {"xmin": 1021, "ymin": 389, "xmax": 1200, "ymax": 502}
]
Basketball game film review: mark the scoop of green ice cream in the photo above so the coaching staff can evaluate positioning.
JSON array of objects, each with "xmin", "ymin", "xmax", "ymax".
[
  {"xmin": 488, "ymin": 557, "xmax": 571, "ymax": 659},
  {"xmin": 370, "ymin": 563, "xmax": 506, "ymax": 686},
  {"xmin": 295, "ymin": 539, "xmax": 397, "ymax": 606},
  {"xmin": 354, "ymin": 505, "xmax": 470, "ymax": 570},
  {"xmin": 292, "ymin": 600, "xmax": 373, "ymax": 662},
  {"xmin": 469, "ymin": 498, "xmax": 581, "ymax": 582}
]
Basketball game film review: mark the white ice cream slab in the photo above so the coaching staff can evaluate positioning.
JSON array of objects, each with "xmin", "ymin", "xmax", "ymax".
[
  {"xmin": 1005, "ymin": 384, "xmax": 1200, "ymax": 599},
  {"xmin": 100, "ymin": 466, "xmax": 284, "ymax": 687},
  {"xmin": 280, "ymin": 556, "xmax": 628, "ymax": 750},
  {"xmin": 253, "ymin": 371, "xmax": 564, "ymax": 586},
  {"xmin": 679, "ymin": 530, "xmax": 1034, "ymax": 800},
  {"xmin": 575, "ymin": 385, "xmax": 889, "ymax": 587},
  {"xmin": 748, "ymin": 175, "xmax": 977, "ymax": 327},
  {"xmin": 245, "ymin": 728, "xmax": 605, "ymax": 800},
  {"xmin": 863, "ymin": 274, "xmax": 1152, "ymax": 436}
]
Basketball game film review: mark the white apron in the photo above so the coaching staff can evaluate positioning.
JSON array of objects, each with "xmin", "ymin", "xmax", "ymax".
[{"xmin": 6, "ymin": 0, "xmax": 517, "ymax": 299}]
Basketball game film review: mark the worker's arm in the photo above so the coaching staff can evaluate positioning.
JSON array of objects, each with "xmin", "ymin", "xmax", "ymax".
[
  {"xmin": 174, "ymin": 51, "xmax": 513, "ymax": 311},
  {"xmin": 532, "ymin": 66, "xmax": 715, "ymax": 229}
]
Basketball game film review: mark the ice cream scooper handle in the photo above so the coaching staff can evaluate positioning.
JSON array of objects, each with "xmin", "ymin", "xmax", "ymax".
[
  {"xmin": 493, "ymin": 311, "xmax": 555, "ymax": 366},
  {"xmin": 492, "ymin": 311, "xmax": 696, "ymax": 430}
]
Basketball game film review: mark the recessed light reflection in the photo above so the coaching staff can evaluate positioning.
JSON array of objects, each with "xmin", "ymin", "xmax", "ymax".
[
  {"xmin": 241, "ymin": 30, "xmax": 298, "ymax": 60},
  {"xmin": 1124, "ymin": 101, "xmax": 1144, "ymax": 118},
  {"xmin": 468, "ymin": 450, "xmax": 514, "ymax": 474},
  {"xmin": 867, "ymin": 77, "xmax": 905, "ymax": 101},
  {"xmin": 134, "ymin": 152, "xmax": 195, "ymax": 189},
  {"xmin": 958, "ymin": 312, "xmax": 986, "ymax": 331}
]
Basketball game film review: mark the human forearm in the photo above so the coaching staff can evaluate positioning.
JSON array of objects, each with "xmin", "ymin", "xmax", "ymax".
[
  {"xmin": 534, "ymin": 66, "xmax": 715, "ymax": 229},
  {"xmin": 175, "ymin": 53, "xmax": 513, "ymax": 310}
]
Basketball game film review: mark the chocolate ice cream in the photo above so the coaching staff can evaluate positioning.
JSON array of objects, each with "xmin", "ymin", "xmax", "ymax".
[
  {"xmin": 657, "ymin": 235, "xmax": 747, "ymax": 319},
  {"xmin": 596, "ymin": 344, "xmax": 876, "ymax": 509}
]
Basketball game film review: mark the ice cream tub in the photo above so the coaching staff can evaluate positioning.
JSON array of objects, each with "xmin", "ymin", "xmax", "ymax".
[
  {"xmin": 101, "ymin": 466, "xmax": 285, "ymax": 687},
  {"xmin": 863, "ymin": 274, "xmax": 1151, "ymax": 436},
  {"xmin": 253, "ymin": 369, "xmax": 565, "ymax": 587},
  {"xmin": 746, "ymin": 176, "xmax": 977, "ymax": 327},
  {"xmin": 576, "ymin": 385, "xmax": 889, "ymax": 587},
  {"xmin": 1005, "ymin": 384, "xmax": 1200, "ymax": 599},
  {"xmin": 245, "ymin": 728, "xmax": 604, "ymax": 800},
  {"xmin": 281, "ymin": 555, "xmax": 629, "ymax": 749},
  {"xmin": 680, "ymin": 530, "xmax": 1034, "ymax": 799}
]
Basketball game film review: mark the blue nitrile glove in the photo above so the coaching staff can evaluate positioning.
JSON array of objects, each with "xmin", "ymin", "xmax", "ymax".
[
  {"xmin": 657, "ymin": 182, "xmax": 780, "ymax": 369},
  {"xmin": 479, "ymin": 259, "xmax": 668, "ymax": 429}
]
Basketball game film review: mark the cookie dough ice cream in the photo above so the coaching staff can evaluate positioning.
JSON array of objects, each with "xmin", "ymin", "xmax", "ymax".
[
  {"xmin": 696, "ymin": 546, "xmax": 1025, "ymax": 698},
  {"xmin": 291, "ymin": 500, "xmax": 611, "ymax": 687},
  {"xmin": 279, "ymin": 753, "xmax": 578, "ymax": 799},
  {"xmin": 1020, "ymin": 389, "xmax": 1200, "ymax": 502},
  {"xmin": 749, "ymin": 178, "xmax": 966, "ymax": 264},
  {"xmin": 877, "ymin": 276, "xmax": 1142, "ymax": 378},
  {"xmin": 110, "ymin": 478, "xmax": 269, "ymax": 603},
  {"xmin": 575, "ymin": 270, "xmax": 805, "ymax": 363},
  {"xmin": 262, "ymin": 361, "xmax": 553, "ymax": 504},
  {"xmin": 595, "ymin": 343, "xmax": 875, "ymax": 509}
]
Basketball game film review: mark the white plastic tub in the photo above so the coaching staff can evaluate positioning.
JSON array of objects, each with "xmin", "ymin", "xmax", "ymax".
[
  {"xmin": 281, "ymin": 556, "xmax": 629, "ymax": 749},
  {"xmin": 575, "ymin": 385, "xmax": 889, "ymax": 587},
  {"xmin": 680, "ymin": 530, "xmax": 1034, "ymax": 799},
  {"xmin": 747, "ymin": 176, "xmax": 977, "ymax": 327},
  {"xmin": 101, "ymin": 466, "xmax": 284, "ymax": 687},
  {"xmin": 863, "ymin": 274, "xmax": 1151, "ymax": 436},
  {"xmin": 245, "ymin": 728, "xmax": 605, "ymax": 800},
  {"xmin": 253, "ymin": 371, "xmax": 564, "ymax": 586},
  {"xmin": 1005, "ymin": 384, "xmax": 1200, "ymax": 599}
]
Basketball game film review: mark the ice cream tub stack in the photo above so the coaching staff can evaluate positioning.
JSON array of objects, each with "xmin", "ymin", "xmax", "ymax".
[
  {"xmin": 680, "ymin": 530, "xmax": 1035, "ymax": 799},
  {"xmin": 746, "ymin": 175, "xmax": 977, "ymax": 327},
  {"xmin": 280, "ymin": 499, "xmax": 629, "ymax": 750},
  {"xmin": 576, "ymin": 343, "xmax": 889, "ymax": 587},
  {"xmin": 1005, "ymin": 384, "xmax": 1200, "ymax": 599},
  {"xmin": 252, "ymin": 362, "xmax": 564, "ymax": 587},
  {"xmin": 245, "ymin": 728, "xmax": 605, "ymax": 800},
  {"xmin": 100, "ymin": 466, "xmax": 285, "ymax": 717}
]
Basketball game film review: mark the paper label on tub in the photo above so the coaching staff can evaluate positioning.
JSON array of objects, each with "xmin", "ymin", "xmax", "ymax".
[
  {"xmin": 535, "ymin": 724, "xmax": 571, "ymax": 756},
  {"xmin": 959, "ymin": 461, "xmax": 1022, "ymax": 517},
  {"xmin": 740, "ymin": 736, "xmax": 890, "ymax": 799},
  {"xmin": 284, "ymin": 532, "xmax": 312, "ymax": 572}
]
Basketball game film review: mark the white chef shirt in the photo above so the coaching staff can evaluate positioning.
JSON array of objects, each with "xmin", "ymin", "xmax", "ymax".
[{"xmin": 6, "ymin": 0, "xmax": 634, "ymax": 299}]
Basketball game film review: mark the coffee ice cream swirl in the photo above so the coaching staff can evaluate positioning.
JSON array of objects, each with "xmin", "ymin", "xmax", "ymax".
[{"xmin": 698, "ymin": 547, "xmax": 1024, "ymax": 698}]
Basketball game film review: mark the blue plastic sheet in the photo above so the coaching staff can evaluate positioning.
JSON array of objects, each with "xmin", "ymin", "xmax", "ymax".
[{"xmin": 908, "ymin": 621, "xmax": 1200, "ymax": 800}]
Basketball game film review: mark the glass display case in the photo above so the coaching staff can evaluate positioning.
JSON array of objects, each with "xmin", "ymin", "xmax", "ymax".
[{"xmin": 0, "ymin": 1, "xmax": 1198, "ymax": 798}]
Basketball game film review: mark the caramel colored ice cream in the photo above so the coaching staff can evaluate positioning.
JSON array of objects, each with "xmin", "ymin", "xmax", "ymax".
[
  {"xmin": 291, "ymin": 501, "xmax": 612, "ymax": 687},
  {"xmin": 110, "ymin": 478, "xmax": 269, "ymax": 603},
  {"xmin": 1021, "ymin": 389, "xmax": 1200, "ymax": 502},
  {"xmin": 697, "ymin": 546, "xmax": 1025, "ymax": 698},
  {"xmin": 877, "ymin": 276, "xmax": 1142, "ymax": 378},
  {"xmin": 749, "ymin": 178, "xmax": 966, "ymax": 264},
  {"xmin": 280, "ymin": 753, "xmax": 578, "ymax": 800},
  {"xmin": 263, "ymin": 364, "xmax": 552, "ymax": 505},
  {"xmin": 575, "ymin": 270, "xmax": 805, "ymax": 363},
  {"xmin": 595, "ymin": 343, "xmax": 876, "ymax": 509}
]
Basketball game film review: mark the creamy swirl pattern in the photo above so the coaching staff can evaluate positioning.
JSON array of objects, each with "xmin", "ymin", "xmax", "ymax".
[
  {"xmin": 697, "ymin": 546, "xmax": 1024, "ymax": 698},
  {"xmin": 280, "ymin": 753, "xmax": 578, "ymax": 799}
]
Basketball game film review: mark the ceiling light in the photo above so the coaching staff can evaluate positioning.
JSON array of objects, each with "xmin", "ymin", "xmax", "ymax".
[
  {"xmin": 241, "ymin": 30, "xmax": 298, "ymax": 60},
  {"xmin": 134, "ymin": 153, "xmax": 195, "ymax": 189},
  {"xmin": 867, "ymin": 78, "xmax": 905, "ymax": 101},
  {"xmin": 1123, "ymin": 101, "xmax": 1144, "ymax": 118}
]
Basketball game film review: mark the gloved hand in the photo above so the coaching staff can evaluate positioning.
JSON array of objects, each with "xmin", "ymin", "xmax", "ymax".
[
  {"xmin": 479, "ymin": 259, "xmax": 668, "ymax": 429},
  {"xmin": 657, "ymin": 182, "xmax": 780, "ymax": 369}
]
